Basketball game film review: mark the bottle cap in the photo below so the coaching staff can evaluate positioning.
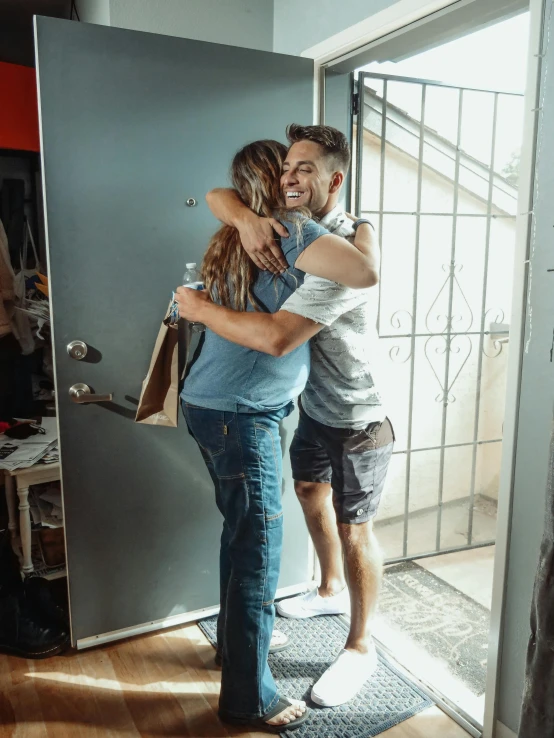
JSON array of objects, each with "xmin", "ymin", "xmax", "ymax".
[{"xmin": 185, "ymin": 262, "xmax": 197, "ymax": 269}]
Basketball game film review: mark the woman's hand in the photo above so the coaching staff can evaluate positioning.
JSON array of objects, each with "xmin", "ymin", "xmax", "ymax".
[{"xmin": 175, "ymin": 287, "xmax": 212, "ymax": 322}]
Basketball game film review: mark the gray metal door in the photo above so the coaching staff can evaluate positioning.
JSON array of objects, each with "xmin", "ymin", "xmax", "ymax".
[{"xmin": 35, "ymin": 16, "xmax": 314, "ymax": 646}]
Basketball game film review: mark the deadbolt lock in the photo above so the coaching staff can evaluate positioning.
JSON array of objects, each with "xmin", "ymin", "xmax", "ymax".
[{"xmin": 67, "ymin": 340, "xmax": 88, "ymax": 360}]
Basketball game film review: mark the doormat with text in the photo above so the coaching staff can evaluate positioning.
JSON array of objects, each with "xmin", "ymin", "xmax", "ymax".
[
  {"xmin": 379, "ymin": 560, "xmax": 491, "ymax": 695},
  {"xmin": 199, "ymin": 611, "xmax": 432, "ymax": 737}
]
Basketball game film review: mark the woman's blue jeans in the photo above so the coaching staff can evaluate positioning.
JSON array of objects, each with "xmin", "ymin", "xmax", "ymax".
[{"xmin": 183, "ymin": 401, "xmax": 291, "ymax": 721}]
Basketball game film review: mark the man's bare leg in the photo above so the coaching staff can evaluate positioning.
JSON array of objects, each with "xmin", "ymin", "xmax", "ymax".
[
  {"xmin": 276, "ymin": 481, "xmax": 349, "ymax": 620},
  {"xmin": 338, "ymin": 520, "xmax": 382, "ymax": 653},
  {"xmin": 310, "ymin": 519, "xmax": 383, "ymax": 707},
  {"xmin": 295, "ymin": 480, "xmax": 346, "ymax": 596}
]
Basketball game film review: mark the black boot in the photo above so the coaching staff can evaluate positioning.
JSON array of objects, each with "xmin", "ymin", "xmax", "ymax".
[
  {"xmin": 0, "ymin": 531, "xmax": 23, "ymax": 597},
  {"xmin": 0, "ymin": 531, "xmax": 70, "ymax": 658},
  {"xmin": 0, "ymin": 593, "xmax": 70, "ymax": 658},
  {"xmin": 24, "ymin": 577, "xmax": 69, "ymax": 632}
]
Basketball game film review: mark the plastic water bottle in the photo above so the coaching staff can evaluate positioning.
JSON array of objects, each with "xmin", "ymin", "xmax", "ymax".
[{"xmin": 183, "ymin": 262, "xmax": 205, "ymax": 332}]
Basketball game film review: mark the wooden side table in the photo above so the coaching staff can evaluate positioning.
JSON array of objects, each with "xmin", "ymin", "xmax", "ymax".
[{"xmin": 3, "ymin": 463, "xmax": 61, "ymax": 574}]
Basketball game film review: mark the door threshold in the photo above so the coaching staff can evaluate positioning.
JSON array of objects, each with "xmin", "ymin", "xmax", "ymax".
[
  {"xmin": 338, "ymin": 614, "xmax": 483, "ymax": 738},
  {"xmin": 75, "ymin": 580, "xmax": 312, "ymax": 650}
]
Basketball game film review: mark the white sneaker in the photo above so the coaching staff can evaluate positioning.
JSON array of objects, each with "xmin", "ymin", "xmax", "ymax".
[
  {"xmin": 311, "ymin": 645, "xmax": 379, "ymax": 707},
  {"xmin": 276, "ymin": 587, "xmax": 350, "ymax": 619}
]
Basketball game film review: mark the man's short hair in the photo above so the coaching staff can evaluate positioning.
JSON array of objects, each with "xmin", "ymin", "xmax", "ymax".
[{"xmin": 286, "ymin": 123, "xmax": 351, "ymax": 174}]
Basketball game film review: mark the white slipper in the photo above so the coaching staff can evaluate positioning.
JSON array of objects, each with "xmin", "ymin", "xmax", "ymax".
[
  {"xmin": 311, "ymin": 645, "xmax": 378, "ymax": 707},
  {"xmin": 276, "ymin": 587, "xmax": 350, "ymax": 619}
]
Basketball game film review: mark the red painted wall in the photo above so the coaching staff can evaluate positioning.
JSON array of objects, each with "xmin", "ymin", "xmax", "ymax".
[{"xmin": 0, "ymin": 62, "xmax": 40, "ymax": 152}]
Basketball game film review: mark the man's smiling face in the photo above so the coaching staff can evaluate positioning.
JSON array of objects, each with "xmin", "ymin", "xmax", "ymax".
[{"xmin": 281, "ymin": 141, "xmax": 337, "ymax": 216}]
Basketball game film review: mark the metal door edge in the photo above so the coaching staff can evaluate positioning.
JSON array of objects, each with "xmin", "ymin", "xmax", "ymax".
[{"xmin": 76, "ymin": 581, "xmax": 312, "ymax": 650}]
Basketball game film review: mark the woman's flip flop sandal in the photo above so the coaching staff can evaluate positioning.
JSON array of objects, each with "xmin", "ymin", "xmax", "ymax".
[
  {"xmin": 215, "ymin": 629, "xmax": 290, "ymax": 665},
  {"xmin": 268, "ymin": 629, "xmax": 290, "ymax": 654},
  {"xmin": 221, "ymin": 697, "xmax": 311, "ymax": 733}
]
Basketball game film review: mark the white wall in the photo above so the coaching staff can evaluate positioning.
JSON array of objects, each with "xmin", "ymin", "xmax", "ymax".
[
  {"xmin": 78, "ymin": 0, "xmax": 442, "ymax": 57},
  {"xmin": 495, "ymin": 0, "xmax": 553, "ymax": 730},
  {"xmin": 77, "ymin": 0, "xmax": 274, "ymax": 51},
  {"xmin": 273, "ymin": 0, "xmax": 394, "ymax": 55},
  {"xmin": 76, "ymin": 0, "xmax": 110, "ymax": 25},
  {"xmin": 109, "ymin": 0, "xmax": 274, "ymax": 51}
]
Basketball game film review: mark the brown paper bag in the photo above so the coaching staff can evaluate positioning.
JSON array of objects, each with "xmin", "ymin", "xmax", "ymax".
[{"xmin": 135, "ymin": 301, "xmax": 179, "ymax": 427}]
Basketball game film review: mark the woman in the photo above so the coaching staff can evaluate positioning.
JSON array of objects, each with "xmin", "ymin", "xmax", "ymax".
[{"xmin": 179, "ymin": 140, "xmax": 373, "ymax": 732}]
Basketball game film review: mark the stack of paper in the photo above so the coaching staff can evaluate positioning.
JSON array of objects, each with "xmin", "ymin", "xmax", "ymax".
[
  {"xmin": 29, "ymin": 484, "xmax": 63, "ymax": 528},
  {"xmin": 0, "ymin": 418, "xmax": 58, "ymax": 471},
  {"xmin": 40, "ymin": 444, "xmax": 59, "ymax": 465}
]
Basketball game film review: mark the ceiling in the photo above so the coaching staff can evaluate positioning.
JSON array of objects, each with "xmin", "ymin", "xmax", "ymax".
[{"xmin": 0, "ymin": 0, "xmax": 72, "ymax": 67}]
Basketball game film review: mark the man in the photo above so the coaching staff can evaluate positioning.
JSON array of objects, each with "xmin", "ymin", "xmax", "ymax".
[{"xmin": 177, "ymin": 124, "xmax": 393, "ymax": 707}]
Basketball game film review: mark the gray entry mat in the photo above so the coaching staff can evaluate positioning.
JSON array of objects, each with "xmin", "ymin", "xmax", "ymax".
[
  {"xmin": 198, "ymin": 610, "xmax": 433, "ymax": 737},
  {"xmin": 380, "ymin": 560, "xmax": 491, "ymax": 695}
]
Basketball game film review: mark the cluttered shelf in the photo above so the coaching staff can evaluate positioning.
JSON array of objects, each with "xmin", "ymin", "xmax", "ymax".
[
  {"xmin": 2, "ymin": 206, "xmax": 55, "ymax": 424},
  {"xmin": 10, "ymin": 531, "xmax": 66, "ymax": 580},
  {"xmin": 1, "ymin": 137, "xmax": 70, "ymax": 652},
  {"xmin": 0, "ymin": 416, "xmax": 58, "ymax": 472},
  {"xmin": 1, "ymin": 417, "xmax": 63, "ymax": 577}
]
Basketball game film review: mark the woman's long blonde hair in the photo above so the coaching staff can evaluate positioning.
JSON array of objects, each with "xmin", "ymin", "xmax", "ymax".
[{"xmin": 201, "ymin": 140, "xmax": 289, "ymax": 312}]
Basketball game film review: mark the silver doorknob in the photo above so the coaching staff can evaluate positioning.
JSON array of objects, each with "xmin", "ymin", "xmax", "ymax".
[
  {"xmin": 67, "ymin": 340, "xmax": 88, "ymax": 360},
  {"xmin": 69, "ymin": 383, "xmax": 113, "ymax": 404}
]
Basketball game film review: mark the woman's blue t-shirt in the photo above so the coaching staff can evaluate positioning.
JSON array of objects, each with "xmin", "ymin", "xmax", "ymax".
[{"xmin": 181, "ymin": 216, "xmax": 328, "ymax": 413}]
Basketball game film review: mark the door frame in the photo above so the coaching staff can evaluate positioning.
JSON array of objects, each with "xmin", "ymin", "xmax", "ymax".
[{"xmin": 307, "ymin": 1, "xmax": 542, "ymax": 736}]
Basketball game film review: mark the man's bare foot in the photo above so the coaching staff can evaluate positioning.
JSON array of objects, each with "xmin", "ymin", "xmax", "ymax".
[{"xmin": 266, "ymin": 699, "xmax": 306, "ymax": 726}]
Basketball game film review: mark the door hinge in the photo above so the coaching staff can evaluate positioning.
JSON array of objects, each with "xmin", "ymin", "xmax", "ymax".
[{"xmin": 352, "ymin": 92, "xmax": 360, "ymax": 117}]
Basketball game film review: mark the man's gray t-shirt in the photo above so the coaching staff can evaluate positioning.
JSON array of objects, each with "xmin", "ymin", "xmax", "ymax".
[{"xmin": 280, "ymin": 205, "xmax": 386, "ymax": 429}]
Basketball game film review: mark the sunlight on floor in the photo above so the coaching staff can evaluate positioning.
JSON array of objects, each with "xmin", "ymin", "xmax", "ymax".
[{"xmin": 374, "ymin": 546, "xmax": 495, "ymax": 726}]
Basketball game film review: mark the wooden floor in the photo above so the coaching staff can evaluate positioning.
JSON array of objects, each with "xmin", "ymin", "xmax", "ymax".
[{"xmin": 0, "ymin": 622, "xmax": 471, "ymax": 738}]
